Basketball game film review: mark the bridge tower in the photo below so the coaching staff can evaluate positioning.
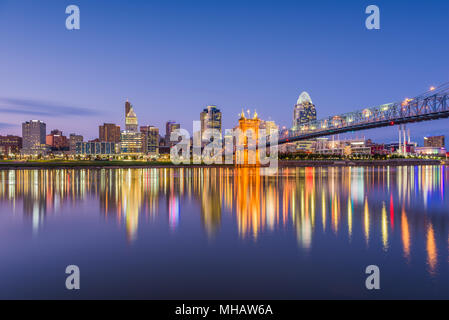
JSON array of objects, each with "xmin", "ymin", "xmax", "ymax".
[{"xmin": 236, "ymin": 110, "xmax": 261, "ymax": 166}]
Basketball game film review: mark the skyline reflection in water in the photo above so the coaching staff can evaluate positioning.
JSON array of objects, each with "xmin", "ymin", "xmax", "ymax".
[{"xmin": 0, "ymin": 166, "xmax": 448, "ymax": 299}]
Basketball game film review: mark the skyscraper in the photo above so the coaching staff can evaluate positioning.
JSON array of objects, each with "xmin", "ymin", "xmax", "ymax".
[
  {"xmin": 121, "ymin": 100, "xmax": 143, "ymax": 155},
  {"xmin": 99, "ymin": 123, "xmax": 121, "ymax": 143},
  {"xmin": 293, "ymin": 92, "xmax": 317, "ymax": 128},
  {"xmin": 200, "ymin": 105, "xmax": 222, "ymax": 142},
  {"xmin": 140, "ymin": 126, "xmax": 160, "ymax": 155},
  {"xmin": 165, "ymin": 121, "xmax": 180, "ymax": 147},
  {"xmin": 125, "ymin": 100, "xmax": 132, "ymax": 119},
  {"xmin": 22, "ymin": 120, "xmax": 47, "ymax": 155},
  {"xmin": 69, "ymin": 134, "xmax": 83, "ymax": 154},
  {"xmin": 125, "ymin": 100, "xmax": 138, "ymax": 133}
]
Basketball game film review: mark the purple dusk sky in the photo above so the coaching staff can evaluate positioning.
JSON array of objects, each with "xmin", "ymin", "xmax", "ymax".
[{"xmin": 0, "ymin": 0, "xmax": 448, "ymax": 144}]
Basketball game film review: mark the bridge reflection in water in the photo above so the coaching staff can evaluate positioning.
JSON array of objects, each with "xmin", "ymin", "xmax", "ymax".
[{"xmin": 0, "ymin": 166, "xmax": 447, "ymax": 276}]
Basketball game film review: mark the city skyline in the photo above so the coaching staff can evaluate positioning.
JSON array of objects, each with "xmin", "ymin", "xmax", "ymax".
[{"xmin": 1, "ymin": 0, "xmax": 449, "ymax": 143}]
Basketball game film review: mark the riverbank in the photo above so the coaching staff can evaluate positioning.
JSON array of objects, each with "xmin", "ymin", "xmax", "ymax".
[
  {"xmin": 278, "ymin": 159, "xmax": 445, "ymax": 167},
  {"xmin": 0, "ymin": 159, "xmax": 445, "ymax": 170}
]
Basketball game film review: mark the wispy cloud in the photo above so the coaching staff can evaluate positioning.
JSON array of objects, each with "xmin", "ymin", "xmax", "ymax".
[
  {"xmin": 0, "ymin": 97, "xmax": 101, "ymax": 117},
  {"xmin": 0, "ymin": 122, "xmax": 18, "ymax": 129}
]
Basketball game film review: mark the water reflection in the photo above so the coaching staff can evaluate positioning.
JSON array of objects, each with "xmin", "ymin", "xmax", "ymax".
[{"xmin": 0, "ymin": 166, "xmax": 448, "ymax": 277}]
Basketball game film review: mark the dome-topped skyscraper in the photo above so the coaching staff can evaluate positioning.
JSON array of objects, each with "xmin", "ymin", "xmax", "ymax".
[{"xmin": 293, "ymin": 91, "xmax": 317, "ymax": 128}]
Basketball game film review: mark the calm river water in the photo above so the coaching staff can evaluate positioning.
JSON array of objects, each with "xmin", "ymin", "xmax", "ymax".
[{"xmin": 0, "ymin": 166, "xmax": 447, "ymax": 299}]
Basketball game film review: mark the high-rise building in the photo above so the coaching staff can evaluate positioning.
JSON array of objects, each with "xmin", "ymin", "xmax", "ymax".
[
  {"xmin": 293, "ymin": 92, "xmax": 317, "ymax": 128},
  {"xmin": 22, "ymin": 120, "xmax": 47, "ymax": 155},
  {"xmin": 0, "ymin": 135, "xmax": 22, "ymax": 155},
  {"xmin": 140, "ymin": 126, "xmax": 160, "ymax": 155},
  {"xmin": 125, "ymin": 100, "xmax": 138, "ymax": 133},
  {"xmin": 99, "ymin": 123, "xmax": 121, "ymax": 143},
  {"xmin": 121, "ymin": 100, "xmax": 143, "ymax": 155},
  {"xmin": 165, "ymin": 121, "xmax": 180, "ymax": 147},
  {"xmin": 46, "ymin": 129, "xmax": 69, "ymax": 151},
  {"xmin": 200, "ymin": 105, "xmax": 222, "ymax": 142},
  {"xmin": 424, "ymin": 135, "xmax": 445, "ymax": 148},
  {"xmin": 69, "ymin": 134, "xmax": 83, "ymax": 154},
  {"xmin": 259, "ymin": 120, "xmax": 279, "ymax": 136}
]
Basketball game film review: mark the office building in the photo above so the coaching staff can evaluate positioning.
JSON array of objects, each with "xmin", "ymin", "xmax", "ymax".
[
  {"xmin": 69, "ymin": 134, "xmax": 83, "ymax": 154},
  {"xmin": 200, "ymin": 105, "xmax": 222, "ymax": 142},
  {"xmin": 293, "ymin": 92, "xmax": 317, "ymax": 128},
  {"xmin": 46, "ymin": 129, "xmax": 69, "ymax": 151},
  {"xmin": 140, "ymin": 126, "xmax": 160, "ymax": 155},
  {"xmin": 22, "ymin": 120, "xmax": 47, "ymax": 155},
  {"xmin": 424, "ymin": 135, "xmax": 445, "ymax": 148},
  {"xmin": 165, "ymin": 121, "xmax": 180, "ymax": 147},
  {"xmin": 99, "ymin": 123, "xmax": 121, "ymax": 143},
  {"xmin": 121, "ymin": 100, "xmax": 143, "ymax": 155},
  {"xmin": 76, "ymin": 141, "xmax": 117, "ymax": 156},
  {"xmin": 125, "ymin": 100, "xmax": 138, "ymax": 133},
  {"xmin": 0, "ymin": 135, "xmax": 22, "ymax": 155}
]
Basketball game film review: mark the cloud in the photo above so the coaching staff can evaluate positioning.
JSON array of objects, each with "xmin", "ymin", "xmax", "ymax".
[
  {"xmin": 0, "ymin": 97, "xmax": 101, "ymax": 117},
  {"xmin": 0, "ymin": 122, "xmax": 18, "ymax": 129}
]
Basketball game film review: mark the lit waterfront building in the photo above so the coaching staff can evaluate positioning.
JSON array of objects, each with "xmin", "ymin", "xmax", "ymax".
[
  {"xmin": 125, "ymin": 100, "xmax": 138, "ymax": 133},
  {"xmin": 21, "ymin": 120, "xmax": 48, "ymax": 155},
  {"xmin": 293, "ymin": 92, "xmax": 317, "ymax": 129},
  {"xmin": 424, "ymin": 135, "xmax": 445, "ymax": 148},
  {"xmin": 165, "ymin": 121, "xmax": 180, "ymax": 147},
  {"xmin": 75, "ymin": 141, "xmax": 118, "ymax": 156},
  {"xmin": 0, "ymin": 135, "xmax": 22, "ymax": 155},
  {"xmin": 259, "ymin": 119, "xmax": 279, "ymax": 136},
  {"xmin": 46, "ymin": 129, "xmax": 69, "ymax": 151},
  {"xmin": 99, "ymin": 123, "xmax": 121, "ymax": 143},
  {"xmin": 69, "ymin": 134, "xmax": 83, "ymax": 154},
  {"xmin": 140, "ymin": 125, "xmax": 160, "ymax": 155},
  {"xmin": 200, "ymin": 105, "xmax": 222, "ymax": 143},
  {"xmin": 121, "ymin": 100, "xmax": 143, "ymax": 155},
  {"xmin": 314, "ymin": 138, "xmax": 373, "ymax": 156}
]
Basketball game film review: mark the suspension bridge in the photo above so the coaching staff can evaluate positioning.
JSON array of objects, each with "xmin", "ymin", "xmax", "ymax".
[{"xmin": 278, "ymin": 83, "xmax": 449, "ymax": 145}]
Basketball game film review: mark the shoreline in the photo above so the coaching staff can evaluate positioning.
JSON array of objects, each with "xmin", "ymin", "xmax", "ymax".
[{"xmin": 0, "ymin": 159, "xmax": 445, "ymax": 170}]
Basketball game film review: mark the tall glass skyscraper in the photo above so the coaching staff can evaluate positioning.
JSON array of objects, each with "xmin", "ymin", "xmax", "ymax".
[
  {"xmin": 293, "ymin": 92, "xmax": 317, "ymax": 128},
  {"xmin": 200, "ymin": 105, "xmax": 222, "ymax": 142}
]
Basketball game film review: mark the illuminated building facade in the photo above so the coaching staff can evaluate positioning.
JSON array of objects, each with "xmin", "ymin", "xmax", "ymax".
[
  {"xmin": 293, "ymin": 92, "xmax": 317, "ymax": 128},
  {"xmin": 314, "ymin": 138, "xmax": 372, "ymax": 156},
  {"xmin": 140, "ymin": 125, "xmax": 160, "ymax": 155},
  {"xmin": 0, "ymin": 135, "xmax": 22, "ymax": 155},
  {"xmin": 236, "ymin": 110, "xmax": 261, "ymax": 166},
  {"xmin": 75, "ymin": 141, "xmax": 117, "ymax": 156},
  {"xmin": 200, "ymin": 105, "xmax": 222, "ymax": 142},
  {"xmin": 424, "ymin": 135, "xmax": 445, "ymax": 148},
  {"xmin": 69, "ymin": 134, "xmax": 83, "ymax": 154},
  {"xmin": 259, "ymin": 120, "xmax": 279, "ymax": 136},
  {"xmin": 125, "ymin": 101, "xmax": 138, "ymax": 133},
  {"xmin": 22, "ymin": 120, "xmax": 47, "ymax": 155},
  {"xmin": 99, "ymin": 123, "xmax": 121, "ymax": 143},
  {"xmin": 165, "ymin": 121, "xmax": 180, "ymax": 147},
  {"xmin": 121, "ymin": 100, "xmax": 143, "ymax": 155},
  {"xmin": 46, "ymin": 129, "xmax": 69, "ymax": 151}
]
